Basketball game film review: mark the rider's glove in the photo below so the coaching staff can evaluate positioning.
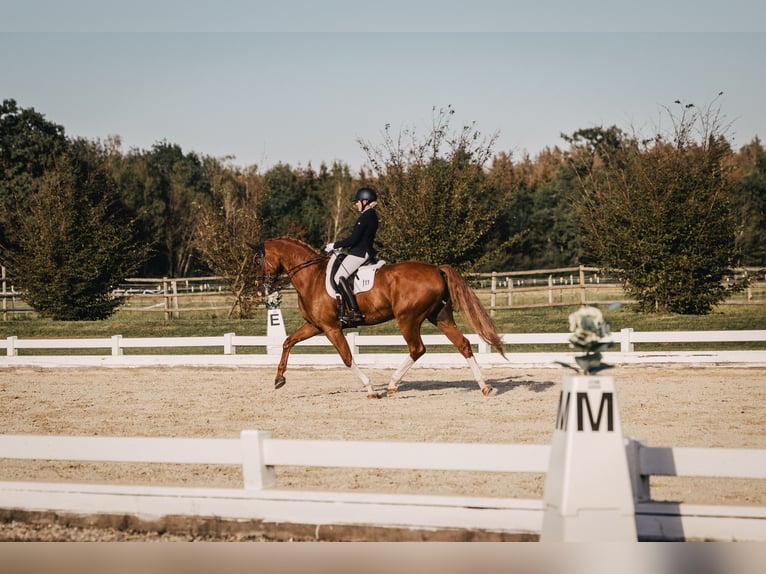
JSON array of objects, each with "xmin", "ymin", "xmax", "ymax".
[{"xmin": 324, "ymin": 243, "xmax": 335, "ymax": 253}]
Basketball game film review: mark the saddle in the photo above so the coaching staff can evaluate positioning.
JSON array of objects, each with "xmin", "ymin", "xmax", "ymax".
[{"xmin": 325, "ymin": 253, "xmax": 386, "ymax": 298}]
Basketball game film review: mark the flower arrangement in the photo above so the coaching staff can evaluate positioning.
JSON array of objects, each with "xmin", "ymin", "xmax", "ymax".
[
  {"xmin": 563, "ymin": 304, "xmax": 616, "ymax": 375},
  {"xmin": 265, "ymin": 291, "xmax": 282, "ymax": 310}
]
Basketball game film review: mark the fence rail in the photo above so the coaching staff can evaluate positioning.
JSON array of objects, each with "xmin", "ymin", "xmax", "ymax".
[
  {"xmin": 2, "ymin": 329, "xmax": 766, "ymax": 369},
  {"xmin": 0, "ymin": 431, "xmax": 763, "ymax": 541}
]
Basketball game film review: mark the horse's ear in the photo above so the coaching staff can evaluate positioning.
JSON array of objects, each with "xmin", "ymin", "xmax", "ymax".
[{"xmin": 246, "ymin": 242, "xmax": 259, "ymax": 251}]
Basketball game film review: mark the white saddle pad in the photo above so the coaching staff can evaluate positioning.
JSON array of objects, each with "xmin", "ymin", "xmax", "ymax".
[{"xmin": 325, "ymin": 253, "xmax": 386, "ymax": 297}]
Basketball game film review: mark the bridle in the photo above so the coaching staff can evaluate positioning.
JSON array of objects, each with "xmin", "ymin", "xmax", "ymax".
[
  {"xmin": 251, "ymin": 242, "xmax": 280, "ymax": 295},
  {"xmin": 252, "ymin": 242, "xmax": 327, "ymax": 294}
]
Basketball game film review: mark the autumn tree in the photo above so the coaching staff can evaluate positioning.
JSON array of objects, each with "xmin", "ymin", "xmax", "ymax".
[
  {"xmin": 319, "ymin": 161, "xmax": 357, "ymax": 245},
  {"xmin": 570, "ymin": 103, "xmax": 741, "ymax": 314},
  {"xmin": 358, "ymin": 106, "xmax": 498, "ymax": 269},
  {"xmin": 195, "ymin": 158, "xmax": 264, "ymax": 317}
]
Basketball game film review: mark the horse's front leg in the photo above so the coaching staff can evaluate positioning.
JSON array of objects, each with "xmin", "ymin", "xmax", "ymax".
[
  {"xmin": 275, "ymin": 322, "xmax": 321, "ymax": 389},
  {"xmin": 323, "ymin": 328, "xmax": 378, "ymax": 399}
]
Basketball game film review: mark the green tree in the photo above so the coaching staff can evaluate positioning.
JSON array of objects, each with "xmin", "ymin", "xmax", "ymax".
[
  {"xmin": 730, "ymin": 138, "xmax": 766, "ymax": 266},
  {"xmin": 3, "ymin": 140, "xmax": 146, "ymax": 320},
  {"xmin": 259, "ymin": 163, "xmax": 307, "ymax": 240},
  {"xmin": 109, "ymin": 142, "xmax": 212, "ymax": 277},
  {"xmin": 358, "ymin": 106, "xmax": 498, "ymax": 268},
  {"xmin": 480, "ymin": 148, "xmax": 586, "ymax": 271},
  {"xmin": 0, "ymin": 99, "xmax": 68, "ymax": 248},
  {"xmin": 570, "ymin": 108, "xmax": 741, "ymax": 314}
]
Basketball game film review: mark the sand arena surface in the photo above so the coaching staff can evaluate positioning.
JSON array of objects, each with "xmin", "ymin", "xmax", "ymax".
[{"xmin": 1, "ymin": 364, "xmax": 764, "ymax": 539}]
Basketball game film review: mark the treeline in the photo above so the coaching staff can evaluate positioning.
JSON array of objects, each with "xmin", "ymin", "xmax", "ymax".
[{"xmin": 2, "ymin": 99, "xmax": 766, "ymax": 318}]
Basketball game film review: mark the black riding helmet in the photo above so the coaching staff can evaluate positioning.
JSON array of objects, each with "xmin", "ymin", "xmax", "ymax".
[{"xmin": 354, "ymin": 186, "xmax": 377, "ymax": 205}]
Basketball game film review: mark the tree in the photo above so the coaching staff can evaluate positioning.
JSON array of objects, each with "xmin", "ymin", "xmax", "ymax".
[
  {"xmin": 259, "ymin": 163, "xmax": 308, "ymax": 241},
  {"xmin": 3, "ymin": 140, "xmax": 146, "ymax": 320},
  {"xmin": 316, "ymin": 161, "xmax": 357, "ymax": 246},
  {"xmin": 486, "ymin": 148, "xmax": 587, "ymax": 271},
  {"xmin": 358, "ymin": 106, "xmax": 498, "ymax": 269},
  {"xmin": 0, "ymin": 99, "xmax": 68, "ymax": 248},
  {"xmin": 195, "ymin": 158, "xmax": 264, "ymax": 317},
  {"xmin": 110, "ymin": 142, "xmax": 212, "ymax": 277},
  {"xmin": 570, "ymin": 107, "xmax": 741, "ymax": 314},
  {"xmin": 730, "ymin": 138, "xmax": 766, "ymax": 266}
]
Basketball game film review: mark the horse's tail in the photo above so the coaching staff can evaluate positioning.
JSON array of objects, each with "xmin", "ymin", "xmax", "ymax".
[{"xmin": 438, "ymin": 265, "xmax": 506, "ymax": 358}]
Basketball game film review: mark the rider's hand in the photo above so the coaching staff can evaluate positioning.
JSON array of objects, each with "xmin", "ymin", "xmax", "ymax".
[{"xmin": 324, "ymin": 243, "xmax": 335, "ymax": 253}]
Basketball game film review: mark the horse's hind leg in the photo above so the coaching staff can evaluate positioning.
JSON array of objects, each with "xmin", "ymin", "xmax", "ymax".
[
  {"xmin": 387, "ymin": 356, "xmax": 415, "ymax": 395},
  {"xmin": 386, "ymin": 319, "xmax": 426, "ymax": 395},
  {"xmin": 432, "ymin": 313, "xmax": 496, "ymax": 396}
]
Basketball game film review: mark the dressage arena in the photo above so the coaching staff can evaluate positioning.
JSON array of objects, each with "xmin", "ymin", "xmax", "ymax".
[{"xmin": 0, "ymin": 363, "xmax": 764, "ymax": 541}]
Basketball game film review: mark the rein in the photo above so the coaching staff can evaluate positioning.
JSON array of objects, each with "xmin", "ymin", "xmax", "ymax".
[
  {"xmin": 252, "ymin": 242, "xmax": 326, "ymax": 293},
  {"xmin": 284, "ymin": 255, "xmax": 327, "ymax": 279}
]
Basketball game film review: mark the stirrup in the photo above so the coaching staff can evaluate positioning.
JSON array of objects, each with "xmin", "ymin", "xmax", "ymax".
[{"xmin": 340, "ymin": 310, "xmax": 364, "ymax": 327}]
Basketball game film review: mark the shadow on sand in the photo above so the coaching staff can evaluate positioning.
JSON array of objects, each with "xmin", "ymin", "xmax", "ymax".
[{"xmin": 389, "ymin": 376, "xmax": 556, "ymax": 397}]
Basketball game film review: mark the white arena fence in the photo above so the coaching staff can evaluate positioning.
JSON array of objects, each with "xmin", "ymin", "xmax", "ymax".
[
  {"xmin": 2, "ymin": 328, "xmax": 766, "ymax": 368},
  {"xmin": 0, "ymin": 428, "xmax": 764, "ymax": 541}
]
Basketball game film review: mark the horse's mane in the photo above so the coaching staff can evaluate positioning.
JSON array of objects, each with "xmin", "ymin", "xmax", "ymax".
[{"xmin": 270, "ymin": 236, "xmax": 320, "ymax": 255}]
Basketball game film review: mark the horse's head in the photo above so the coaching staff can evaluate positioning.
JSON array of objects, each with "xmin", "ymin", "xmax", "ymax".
[
  {"xmin": 249, "ymin": 237, "xmax": 326, "ymax": 296},
  {"xmin": 248, "ymin": 241, "xmax": 282, "ymax": 296}
]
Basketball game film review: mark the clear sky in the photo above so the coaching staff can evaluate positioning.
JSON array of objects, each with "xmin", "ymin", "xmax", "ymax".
[{"xmin": 2, "ymin": 1, "xmax": 765, "ymax": 171}]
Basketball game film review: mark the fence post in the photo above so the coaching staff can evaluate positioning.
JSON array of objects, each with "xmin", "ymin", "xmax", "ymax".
[
  {"xmin": 6, "ymin": 336, "xmax": 16, "ymax": 357},
  {"xmin": 490, "ymin": 272, "xmax": 497, "ymax": 317},
  {"xmin": 346, "ymin": 331, "xmax": 359, "ymax": 355},
  {"xmin": 507, "ymin": 276, "xmax": 513, "ymax": 307},
  {"xmin": 171, "ymin": 279, "xmax": 179, "ymax": 318},
  {"xmin": 111, "ymin": 335, "xmax": 123, "ymax": 356},
  {"xmin": 1, "ymin": 265, "xmax": 6, "ymax": 321},
  {"xmin": 579, "ymin": 265, "xmax": 586, "ymax": 304},
  {"xmin": 224, "ymin": 332, "xmax": 236, "ymax": 355},
  {"xmin": 240, "ymin": 430, "xmax": 275, "ymax": 490},
  {"xmin": 163, "ymin": 277, "xmax": 170, "ymax": 320},
  {"xmin": 620, "ymin": 328, "xmax": 634, "ymax": 353},
  {"xmin": 548, "ymin": 275, "xmax": 554, "ymax": 305},
  {"xmin": 624, "ymin": 437, "xmax": 651, "ymax": 502},
  {"xmin": 541, "ymin": 375, "xmax": 637, "ymax": 541}
]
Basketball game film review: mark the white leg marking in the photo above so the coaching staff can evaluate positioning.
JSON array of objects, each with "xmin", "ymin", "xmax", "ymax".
[
  {"xmin": 351, "ymin": 360, "xmax": 374, "ymax": 395},
  {"xmin": 388, "ymin": 356, "xmax": 415, "ymax": 391},
  {"xmin": 467, "ymin": 356, "xmax": 487, "ymax": 388}
]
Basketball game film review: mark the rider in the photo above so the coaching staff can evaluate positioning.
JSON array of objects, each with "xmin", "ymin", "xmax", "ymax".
[{"xmin": 325, "ymin": 186, "xmax": 379, "ymax": 326}]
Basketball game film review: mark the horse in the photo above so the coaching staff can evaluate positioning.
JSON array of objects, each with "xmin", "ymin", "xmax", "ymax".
[{"xmin": 250, "ymin": 237, "xmax": 506, "ymax": 398}]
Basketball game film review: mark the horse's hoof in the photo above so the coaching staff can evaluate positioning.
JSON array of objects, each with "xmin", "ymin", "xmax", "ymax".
[
  {"xmin": 387, "ymin": 387, "xmax": 398, "ymax": 396},
  {"xmin": 367, "ymin": 392, "xmax": 380, "ymax": 400},
  {"xmin": 274, "ymin": 376, "xmax": 286, "ymax": 390},
  {"xmin": 482, "ymin": 385, "xmax": 496, "ymax": 396}
]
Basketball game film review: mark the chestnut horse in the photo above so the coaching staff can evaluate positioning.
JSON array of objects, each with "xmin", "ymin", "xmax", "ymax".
[{"xmin": 251, "ymin": 237, "xmax": 506, "ymax": 398}]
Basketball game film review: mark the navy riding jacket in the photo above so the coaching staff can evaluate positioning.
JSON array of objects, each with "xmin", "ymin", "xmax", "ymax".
[{"xmin": 333, "ymin": 208, "xmax": 378, "ymax": 258}]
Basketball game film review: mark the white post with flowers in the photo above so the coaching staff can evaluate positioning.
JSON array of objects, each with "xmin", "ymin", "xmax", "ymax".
[{"xmin": 541, "ymin": 304, "xmax": 637, "ymax": 541}]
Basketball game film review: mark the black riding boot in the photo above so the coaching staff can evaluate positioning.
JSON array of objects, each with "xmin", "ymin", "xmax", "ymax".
[{"xmin": 338, "ymin": 276, "xmax": 364, "ymax": 327}]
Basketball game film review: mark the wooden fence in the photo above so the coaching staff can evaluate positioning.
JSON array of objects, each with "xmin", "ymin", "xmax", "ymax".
[
  {"xmin": 3, "ymin": 266, "xmax": 766, "ymax": 319},
  {"xmin": 0, "ymin": 431, "xmax": 763, "ymax": 541}
]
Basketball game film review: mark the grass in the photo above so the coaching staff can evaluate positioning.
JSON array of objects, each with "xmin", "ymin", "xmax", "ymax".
[{"xmin": 2, "ymin": 302, "xmax": 766, "ymax": 352}]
